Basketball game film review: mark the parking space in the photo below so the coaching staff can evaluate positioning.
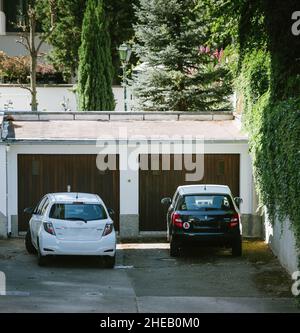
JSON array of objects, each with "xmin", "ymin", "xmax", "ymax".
[{"xmin": 0, "ymin": 239, "xmax": 298, "ymax": 313}]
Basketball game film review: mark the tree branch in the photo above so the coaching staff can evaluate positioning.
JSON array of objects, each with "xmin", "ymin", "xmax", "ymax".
[
  {"xmin": 16, "ymin": 39, "xmax": 30, "ymax": 53},
  {"xmin": 19, "ymin": 84, "xmax": 33, "ymax": 93},
  {"xmin": 36, "ymin": 26, "xmax": 56, "ymax": 54}
]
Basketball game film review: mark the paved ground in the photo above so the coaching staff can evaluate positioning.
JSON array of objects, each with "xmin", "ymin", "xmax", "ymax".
[{"xmin": 0, "ymin": 238, "xmax": 299, "ymax": 313}]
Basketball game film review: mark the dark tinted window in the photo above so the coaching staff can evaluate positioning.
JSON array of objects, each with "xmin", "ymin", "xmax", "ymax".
[
  {"xmin": 49, "ymin": 204, "xmax": 107, "ymax": 221},
  {"xmin": 178, "ymin": 195, "xmax": 234, "ymax": 211},
  {"xmin": 4, "ymin": 0, "xmax": 43, "ymax": 32}
]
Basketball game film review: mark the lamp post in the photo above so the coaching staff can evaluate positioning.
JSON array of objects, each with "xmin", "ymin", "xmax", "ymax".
[{"xmin": 118, "ymin": 43, "xmax": 132, "ymax": 111}]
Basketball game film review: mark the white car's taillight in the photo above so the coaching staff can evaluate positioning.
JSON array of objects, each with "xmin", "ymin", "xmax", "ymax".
[
  {"xmin": 43, "ymin": 222, "xmax": 56, "ymax": 235},
  {"xmin": 102, "ymin": 224, "xmax": 114, "ymax": 236}
]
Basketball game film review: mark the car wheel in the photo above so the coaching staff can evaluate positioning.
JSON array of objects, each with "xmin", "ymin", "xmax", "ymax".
[
  {"xmin": 25, "ymin": 229, "xmax": 37, "ymax": 254},
  {"xmin": 232, "ymin": 237, "xmax": 242, "ymax": 257},
  {"xmin": 170, "ymin": 238, "xmax": 180, "ymax": 257},
  {"xmin": 103, "ymin": 255, "xmax": 115, "ymax": 269}
]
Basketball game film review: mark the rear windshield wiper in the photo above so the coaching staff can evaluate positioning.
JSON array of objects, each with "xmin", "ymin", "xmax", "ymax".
[{"xmin": 66, "ymin": 217, "xmax": 87, "ymax": 223}]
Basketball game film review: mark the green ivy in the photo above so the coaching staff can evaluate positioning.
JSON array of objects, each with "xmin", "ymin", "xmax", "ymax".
[
  {"xmin": 238, "ymin": 50, "xmax": 300, "ymax": 260},
  {"xmin": 202, "ymin": 0, "xmax": 300, "ymax": 301}
]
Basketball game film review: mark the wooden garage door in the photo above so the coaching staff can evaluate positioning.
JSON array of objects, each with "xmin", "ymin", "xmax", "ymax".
[
  {"xmin": 18, "ymin": 155, "xmax": 119, "ymax": 232},
  {"xmin": 139, "ymin": 154, "xmax": 240, "ymax": 231}
]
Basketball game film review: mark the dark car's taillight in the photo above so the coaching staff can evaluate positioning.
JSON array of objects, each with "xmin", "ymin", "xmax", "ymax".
[
  {"xmin": 172, "ymin": 212, "xmax": 183, "ymax": 228},
  {"xmin": 229, "ymin": 213, "xmax": 240, "ymax": 228},
  {"xmin": 43, "ymin": 222, "xmax": 56, "ymax": 235},
  {"xmin": 103, "ymin": 224, "xmax": 114, "ymax": 236}
]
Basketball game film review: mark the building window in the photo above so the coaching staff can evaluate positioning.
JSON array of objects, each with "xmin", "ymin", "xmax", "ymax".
[
  {"xmin": 4, "ymin": 0, "xmax": 27, "ymax": 32},
  {"xmin": 4, "ymin": 0, "xmax": 41, "ymax": 33}
]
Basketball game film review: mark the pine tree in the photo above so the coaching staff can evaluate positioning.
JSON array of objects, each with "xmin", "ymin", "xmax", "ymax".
[
  {"xmin": 133, "ymin": 0, "xmax": 232, "ymax": 111},
  {"xmin": 77, "ymin": 0, "xmax": 115, "ymax": 111}
]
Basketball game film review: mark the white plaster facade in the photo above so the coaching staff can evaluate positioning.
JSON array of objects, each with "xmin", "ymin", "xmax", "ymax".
[{"xmin": 265, "ymin": 212, "xmax": 299, "ymax": 275}]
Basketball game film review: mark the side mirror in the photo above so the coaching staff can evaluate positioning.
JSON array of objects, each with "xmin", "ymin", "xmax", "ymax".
[
  {"xmin": 161, "ymin": 197, "xmax": 172, "ymax": 206},
  {"xmin": 108, "ymin": 208, "xmax": 115, "ymax": 216},
  {"xmin": 24, "ymin": 207, "xmax": 34, "ymax": 215},
  {"xmin": 234, "ymin": 197, "xmax": 243, "ymax": 208}
]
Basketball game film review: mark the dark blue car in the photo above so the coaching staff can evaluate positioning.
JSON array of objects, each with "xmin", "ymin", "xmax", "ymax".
[{"xmin": 161, "ymin": 185, "xmax": 243, "ymax": 257}]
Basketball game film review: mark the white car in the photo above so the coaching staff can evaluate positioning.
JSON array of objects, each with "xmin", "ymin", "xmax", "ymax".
[{"xmin": 25, "ymin": 193, "xmax": 116, "ymax": 267}]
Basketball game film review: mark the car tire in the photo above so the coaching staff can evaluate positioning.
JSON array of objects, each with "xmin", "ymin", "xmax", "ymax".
[
  {"xmin": 37, "ymin": 240, "xmax": 48, "ymax": 266},
  {"xmin": 232, "ymin": 237, "xmax": 242, "ymax": 257},
  {"xmin": 38, "ymin": 251, "xmax": 48, "ymax": 267},
  {"xmin": 170, "ymin": 238, "xmax": 180, "ymax": 257},
  {"xmin": 103, "ymin": 255, "xmax": 115, "ymax": 269},
  {"xmin": 25, "ymin": 229, "xmax": 37, "ymax": 254}
]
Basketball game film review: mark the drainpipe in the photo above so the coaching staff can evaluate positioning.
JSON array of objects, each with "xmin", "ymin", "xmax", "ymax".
[
  {"xmin": 6, "ymin": 144, "xmax": 10, "ymax": 237},
  {"xmin": 1, "ymin": 116, "xmax": 10, "ymax": 237}
]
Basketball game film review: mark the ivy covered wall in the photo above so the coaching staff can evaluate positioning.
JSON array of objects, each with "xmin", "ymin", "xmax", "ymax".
[{"xmin": 202, "ymin": 0, "xmax": 300, "ymax": 267}]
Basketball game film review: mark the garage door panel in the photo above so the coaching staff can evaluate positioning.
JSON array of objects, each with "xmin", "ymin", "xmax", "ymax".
[
  {"xmin": 18, "ymin": 155, "xmax": 119, "ymax": 232},
  {"xmin": 139, "ymin": 154, "xmax": 240, "ymax": 231}
]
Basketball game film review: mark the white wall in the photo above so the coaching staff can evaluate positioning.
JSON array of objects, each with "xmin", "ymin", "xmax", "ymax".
[
  {"xmin": 0, "ymin": 86, "xmax": 125, "ymax": 111},
  {"xmin": 0, "ymin": 34, "xmax": 51, "ymax": 56},
  {"xmin": 265, "ymin": 211, "xmax": 299, "ymax": 275}
]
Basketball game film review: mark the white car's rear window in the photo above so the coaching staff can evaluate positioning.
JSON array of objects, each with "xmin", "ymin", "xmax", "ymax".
[{"xmin": 49, "ymin": 203, "xmax": 107, "ymax": 221}]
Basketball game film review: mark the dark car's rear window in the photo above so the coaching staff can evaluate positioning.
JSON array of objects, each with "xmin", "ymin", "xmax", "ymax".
[
  {"xmin": 178, "ymin": 195, "xmax": 234, "ymax": 211},
  {"xmin": 49, "ymin": 203, "xmax": 107, "ymax": 221}
]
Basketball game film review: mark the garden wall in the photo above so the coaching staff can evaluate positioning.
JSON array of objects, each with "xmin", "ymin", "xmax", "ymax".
[
  {"xmin": 264, "ymin": 211, "xmax": 299, "ymax": 275},
  {"xmin": 0, "ymin": 85, "xmax": 125, "ymax": 111}
]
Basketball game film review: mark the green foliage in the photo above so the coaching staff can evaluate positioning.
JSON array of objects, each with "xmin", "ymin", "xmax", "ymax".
[
  {"xmin": 37, "ymin": 0, "xmax": 86, "ymax": 80},
  {"xmin": 237, "ymin": 50, "xmax": 271, "ymax": 128},
  {"xmin": 133, "ymin": 0, "xmax": 232, "ymax": 111},
  {"xmin": 39, "ymin": 0, "xmax": 137, "ymax": 81},
  {"xmin": 233, "ymin": 1, "xmax": 300, "ymax": 260},
  {"xmin": 196, "ymin": 0, "xmax": 244, "ymax": 47},
  {"xmin": 262, "ymin": 0, "xmax": 300, "ymax": 100},
  {"xmin": 104, "ymin": 0, "xmax": 138, "ymax": 82},
  {"xmin": 203, "ymin": 0, "xmax": 300, "ymax": 271},
  {"xmin": 249, "ymin": 94, "xmax": 300, "ymax": 244},
  {"xmin": 77, "ymin": 0, "xmax": 115, "ymax": 111}
]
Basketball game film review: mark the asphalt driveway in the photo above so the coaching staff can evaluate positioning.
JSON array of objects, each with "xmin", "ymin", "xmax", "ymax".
[{"xmin": 0, "ymin": 238, "xmax": 298, "ymax": 313}]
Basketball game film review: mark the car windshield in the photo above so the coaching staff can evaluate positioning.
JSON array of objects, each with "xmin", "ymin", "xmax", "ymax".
[
  {"xmin": 178, "ymin": 194, "xmax": 234, "ymax": 211},
  {"xmin": 49, "ymin": 203, "xmax": 107, "ymax": 221}
]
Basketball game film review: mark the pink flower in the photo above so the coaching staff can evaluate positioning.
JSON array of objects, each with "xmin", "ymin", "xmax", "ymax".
[
  {"xmin": 199, "ymin": 45, "xmax": 206, "ymax": 54},
  {"xmin": 218, "ymin": 48, "xmax": 224, "ymax": 62}
]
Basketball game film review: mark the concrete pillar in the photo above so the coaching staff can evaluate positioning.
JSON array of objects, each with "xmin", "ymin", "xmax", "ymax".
[
  {"xmin": 240, "ymin": 151, "xmax": 263, "ymax": 238},
  {"xmin": 239, "ymin": 151, "xmax": 252, "ymax": 214},
  {"xmin": 0, "ymin": 0, "xmax": 6, "ymax": 36},
  {"xmin": 119, "ymin": 145, "xmax": 139, "ymax": 238},
  {"xmin": 0, "ymin": 144, "xmax": 7, "ymax": 238}
]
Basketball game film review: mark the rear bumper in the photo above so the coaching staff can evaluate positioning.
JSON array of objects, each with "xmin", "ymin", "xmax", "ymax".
[
  {"xmin": 39, "ymin": 232, "xmax": 116, "ymax": 256},
  {"xmin": 173, "ymin": 232, "xmax": 240, "ymax": 247}
]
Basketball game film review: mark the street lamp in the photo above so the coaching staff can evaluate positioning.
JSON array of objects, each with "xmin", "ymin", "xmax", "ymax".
[{"xmin": 118, "ymin": 43, "xmax": 132, "ymax": 111}]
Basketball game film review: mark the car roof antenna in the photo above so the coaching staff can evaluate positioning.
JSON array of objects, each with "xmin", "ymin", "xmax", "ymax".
[
  {"xmin": 204, "ymin": 185, "xmax": 207, "ymax": 191},
  {"xmin": 76, "ymin": 192, "xmax": 79, "ymax": 199}
]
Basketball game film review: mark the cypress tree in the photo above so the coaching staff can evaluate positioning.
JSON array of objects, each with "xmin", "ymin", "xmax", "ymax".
[{"xmin": 78, "ymin": 0, "xmax": 115, "ymax": 111}]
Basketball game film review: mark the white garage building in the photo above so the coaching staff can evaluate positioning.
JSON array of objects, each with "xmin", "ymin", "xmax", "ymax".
[{"xmin": 0, "ymin": 111, "xmax": 262, "ymax": 239}]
